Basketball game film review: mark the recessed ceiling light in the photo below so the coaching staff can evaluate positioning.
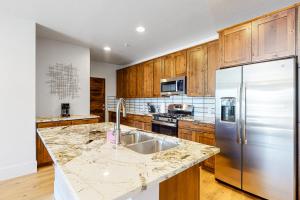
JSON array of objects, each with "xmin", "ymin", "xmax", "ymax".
[
  {"xmin": 103, "ymin": 46, "xmax": 111, "ymax": 51},
  {"xmin": 136, "ymin": 26, "xmax": 146, "ymax": 33}
]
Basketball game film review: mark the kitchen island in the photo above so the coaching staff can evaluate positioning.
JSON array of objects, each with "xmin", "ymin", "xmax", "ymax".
[{"xmin": 37, "ymin": 122, "xmax": 219, "ymax": 200}]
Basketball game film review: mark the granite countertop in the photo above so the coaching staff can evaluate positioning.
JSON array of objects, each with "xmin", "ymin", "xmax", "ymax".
[
  {"xmin": 107, "ymin": 109, "xmax": 156, "ymax": 117},
  {"xmin": 37, "ymin": 122, "xmax": 219, "ymax": 200},
  {"xmin": 36, "ymin": 114, "xmax": 100, "ymax": 123},
  {"xmin": 179, "ymin": 116, "xmax": 215, "ymax": 124}
]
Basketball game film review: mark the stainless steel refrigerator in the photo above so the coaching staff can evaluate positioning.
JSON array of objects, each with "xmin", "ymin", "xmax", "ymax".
[{"xmin": 215, "ymin": 58, "xmax": 296, "ymax": 200}]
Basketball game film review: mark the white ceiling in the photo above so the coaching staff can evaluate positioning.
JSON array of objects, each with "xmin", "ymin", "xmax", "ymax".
[{"xmin": 1, "ymin": 0, "xmax": 299, "ymax": 65}]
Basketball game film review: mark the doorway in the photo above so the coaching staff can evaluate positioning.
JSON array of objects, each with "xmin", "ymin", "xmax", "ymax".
[{"xmin": 90, "ymin": 77, "xmax": 105, "ymax": 122}]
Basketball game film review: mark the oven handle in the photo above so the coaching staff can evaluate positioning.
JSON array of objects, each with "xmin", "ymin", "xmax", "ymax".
[{"xmin": 152, "ymin": 120, "xmax": 177, "ymax": 127}]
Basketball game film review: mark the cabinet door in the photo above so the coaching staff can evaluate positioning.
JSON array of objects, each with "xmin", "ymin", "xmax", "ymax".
[
  {"xmin": 127, "ymin": 66, "xmax": 137, "ymax": 98},
  {"xmin": 136, "ymin": 64, "xmax": 144, "ymax": 98},
  {"xmin": 187, "ymin": 45, "xmax": 207, "ymax": 96},
  {"xmin": 174, "ymin": 50, "xmax": 187, "ymax": 77},
  {"xmin": 153, "ymin": 58, "xmax": 163, "ymax": 97},
  {"xmin": 206, "ymin": 41, "xmax": 219, "ymax": 96},
  {"xmin": 219, "ymin": 23, "xmax": 252, "ymax": 67},
  {"xmin": 143, "ymin": 61, "xmax": 154, "ymax": 97},
  {"xmin": 163, "ymin": 55, "xmax": 175, "ymax": 78},
  {"xmin": 252, "ymin": 8, "xmax": 295, "ymax": 61},
  {"xmin": 116, "ymin": 69, "xmax": 124, "ymax": 98},
  {"xmin": 178, "ymin": 128, "xmax": 193, "ymax": 141},
  {"xmin": 122, "ymin": 68, "xmax": 129, "ymax": 98}
]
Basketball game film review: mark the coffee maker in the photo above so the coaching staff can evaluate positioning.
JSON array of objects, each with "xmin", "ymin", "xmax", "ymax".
[{"xmin": 61, "ymin": 103, "xmax": 70, "ymax": 117}]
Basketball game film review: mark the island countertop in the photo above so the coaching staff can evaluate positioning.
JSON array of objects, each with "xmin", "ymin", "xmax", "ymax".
[
  {"xmin": 36, "ymin": 114, "xmax": 100, "ymax": 123},
  {"xmin": 37, "ymin": 122, "xmax": 219, "ymax": 200}
]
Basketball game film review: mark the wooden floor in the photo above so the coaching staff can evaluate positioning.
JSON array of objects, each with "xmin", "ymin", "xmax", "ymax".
[
  {"xmin": 0, "ymin": 166, "xmax": 54, "ymax": 200},
  {"xmin": 200, "ymin": 169, "xmax": 259, "ymax": 200},
  {"xmin": 0, "ymin": 166, "xmax": 259, "ymax": 200}
]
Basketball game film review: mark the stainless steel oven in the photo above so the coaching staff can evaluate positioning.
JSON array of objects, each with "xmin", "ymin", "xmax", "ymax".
[
  {"xmin": 151, "ymin": 121, "xmax": 178, "ymax": 137},
  {"xmin": 160, "ymin": 76, "xmax": 186, "ymax": 96}
]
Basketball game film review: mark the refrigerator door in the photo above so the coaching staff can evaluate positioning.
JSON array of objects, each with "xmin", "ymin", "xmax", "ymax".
[
  {"xmin": 242, "ymin": 58, "xmax": 296, "ymax": 200},
  {"xmin": 215, "ymin": 67, "xmax": 242, "ymax": 188}
]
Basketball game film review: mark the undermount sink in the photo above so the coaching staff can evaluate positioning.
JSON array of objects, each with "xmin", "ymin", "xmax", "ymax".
[
  {"xmin": 126, "ymin": 139, "xmax": 179, "ymax": 154},
  {"xmin": 120, "ymin": 131, "xmax": 153, "ymax": 145}
]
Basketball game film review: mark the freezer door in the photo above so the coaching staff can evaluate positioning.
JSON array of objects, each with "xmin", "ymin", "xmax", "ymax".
[
  {"xmin": 215, "ymin": 67, "xmax": 242, "ymax": 188},
  {"xmin": 242, "ymin": 58, "xmax": 296, "ymax": 200}
]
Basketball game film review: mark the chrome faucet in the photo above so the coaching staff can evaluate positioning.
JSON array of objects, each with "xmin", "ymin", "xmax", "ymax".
[{"xmin": 115, "ymin": 98, "xmax": 126, "ymax": 145}]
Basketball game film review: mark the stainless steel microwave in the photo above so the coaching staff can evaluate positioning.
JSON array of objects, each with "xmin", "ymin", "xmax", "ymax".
[{"xmin": 160, "ymin": 76, "xmax": 186, "ymax": 96}]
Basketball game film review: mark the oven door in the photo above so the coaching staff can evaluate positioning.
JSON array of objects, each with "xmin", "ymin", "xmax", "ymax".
[{"xmin": 152, "ymin": 120, "xmax": 178, "ymax": 137}]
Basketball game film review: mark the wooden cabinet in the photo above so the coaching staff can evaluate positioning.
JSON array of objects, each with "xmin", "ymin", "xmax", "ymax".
[
  {"xmin": 116, "ymin": 69, "xmax": 124, "ymax": 98},
  {"xmin": 219, "ymin": 7, "xmax": 296, "ymax": 68},
  {"xmin": 162, "ymin": 54, "xmax": 175, "ymax": 78},
  {"xmin": 122, "ymin": 68, "xmax": 129, "ymax": 98},
  {"xmin": 178, "ymin": 128, "xmax": 193, "ymax": 141},
  {"xmin": 178, "ymin": 120, "xmax": 215, "ymax": 172},
  {"xmin": 206, "ymin": 41, "xmax": 219, "ymax": 96},
  {"xmin": 36, "ymin": 134, "xmax": 52, "ymax": 167},
  {"xmin": 219, "ymin": 22, "xmax": 252, "ymax": 67},
  {"xmin": 174, "ymin": 50, "xmax": 187, "ymax": 76},
  {"xmin": 159, "ymin": 164, "xmax": 200, "ymax": 200},
  {"xmin": 153, "ymin": 58, "xmax": 163, "ymax": 97},
  {"xmin": 136, "ymin": 65, "xmax": 144, "ymax": 98},
  {"xmin": 143, "ymin": 61, "xmax": 154, "ymax": 97},
  {"xmin": 127, "ymin": 66, "xmax": 137, "ymax": 98},
  {"xmin": 252, "ymin": 8, "xmax": 295, "ymax": 61},
  {"xmin": 162, "ymin": 50, "xmax": 187, "ymax": 79},
  {"xmin": 187, "ymin": 45, "xmax": 207, "ymax": 96}
]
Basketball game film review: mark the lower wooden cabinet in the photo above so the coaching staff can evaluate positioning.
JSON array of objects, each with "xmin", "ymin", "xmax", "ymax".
[
  {"xmin": 178, "ymin": 120, "xmax": 215, "ymax": 172},
  {"xmin": 36, "ymin": 117, "xmax": 100, "ymax": 167},
  {"xmin": 108, "ymin": 111, "xmax": 152, "ymax": 132},
  {"xmin": 160, "ymin": 163, "xmax": 200, "ymax": 200}
]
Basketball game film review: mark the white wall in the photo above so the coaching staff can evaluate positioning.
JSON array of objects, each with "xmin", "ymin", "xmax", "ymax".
[
  {"xmin": 36, "ymin": 38, "xmax": 90, "ymax": 117},
  {"xmin": 0, "ymin": 17, "xmax": 36, "ymax": 180},
  {"xmin": 90, "ymin": 61, "xmax": 122, "ymax": 121}
]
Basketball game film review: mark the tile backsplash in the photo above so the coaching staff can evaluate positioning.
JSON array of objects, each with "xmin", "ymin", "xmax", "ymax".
[{"xmin": 107, "ymin": 95, "xmax": 215, "ymax": 121}]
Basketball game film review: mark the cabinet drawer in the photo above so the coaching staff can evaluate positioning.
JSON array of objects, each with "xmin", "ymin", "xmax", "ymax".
[
  {"xmin": 37, "ymin": 122, "xmax": 58, "ymax": 128},
  {"xmin": 178, "ymin": 120, "xmax": 193, "ymax": 130},
  {"xmin": 143, "ymin": 116, "xmax": 152, "ymax": 123},
  {"xmin": 72, "ymin": 118, "xmax": 99, "ymax": 125}
]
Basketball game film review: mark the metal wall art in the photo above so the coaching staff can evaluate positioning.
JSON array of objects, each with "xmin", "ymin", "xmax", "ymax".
[{"xmin": 46, "ymin": 63, "xmax": 80, "ymax": 100}]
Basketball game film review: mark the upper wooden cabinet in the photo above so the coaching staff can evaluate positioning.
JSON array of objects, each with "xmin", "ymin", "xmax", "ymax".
[
  {"xmin": 143, "ymin": 61, "xmax": 154, "ymax": 97},
  {"xmin": 174, "ymin": 50, "xmax": 187, "ymax": 76},
  {"xmin": 206, "ymin": 41, "xmax": 219, "ymax": 96},
  {"xmin": 252, "ymin": 8, "xmax": 295, "ymax": 61},
  {"xmin": 219, "ymin": 22, "xmax": 252, "ymax": 67},
  {"xmin": 219, "ymin": 7, "xmax": 296, "ymax": 68},
  {"xmin": 162, "ymin": 54, "xmax": 175, "ymax": 78},
  {"xmin": 122, "ymin": 68, "xmax": 129, "ymax": 98},
  {"xmin": 187, "ymin": 41, "xmax": 219, "ymax": 97},
  {"xmin": 126, "ymin": 65, "xmax": 137, "ymax": 98},
  {"xmin": 116, "ymin": 69, "xmax": 123, "ymax": 98},
  {"xmin": 187, "ymin": 45, "xmax": 207, "ymax": 97},
  {"xmin": 153, "ymin": 58, "xmax": 163, "ymax": 97},
  {"xmin": 162, "ymin": 50, "xmax": 187, "ymax": 78},
  {"xmin": 136, "ymin": 64, "xmax": 144, "ymax": 98}
]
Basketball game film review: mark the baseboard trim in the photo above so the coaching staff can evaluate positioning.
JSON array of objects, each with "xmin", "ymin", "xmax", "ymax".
[{"xmin": 0, "ymin": 160, "xmax": 37, "ymax": 181}]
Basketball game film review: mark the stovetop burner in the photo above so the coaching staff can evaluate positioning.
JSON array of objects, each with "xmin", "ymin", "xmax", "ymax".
[{"xmin": 152, "ymin": 104, "xmax": 194, "ymax": 125}]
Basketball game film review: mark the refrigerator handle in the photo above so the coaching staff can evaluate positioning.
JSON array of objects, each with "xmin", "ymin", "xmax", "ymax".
[
  {"xmin": 241, "ymin": 83, "xmax": 247, "ymax": 144},
  {"xmin": 236, "ymin": 84, "xmax": 242, "ymax": 144}
]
